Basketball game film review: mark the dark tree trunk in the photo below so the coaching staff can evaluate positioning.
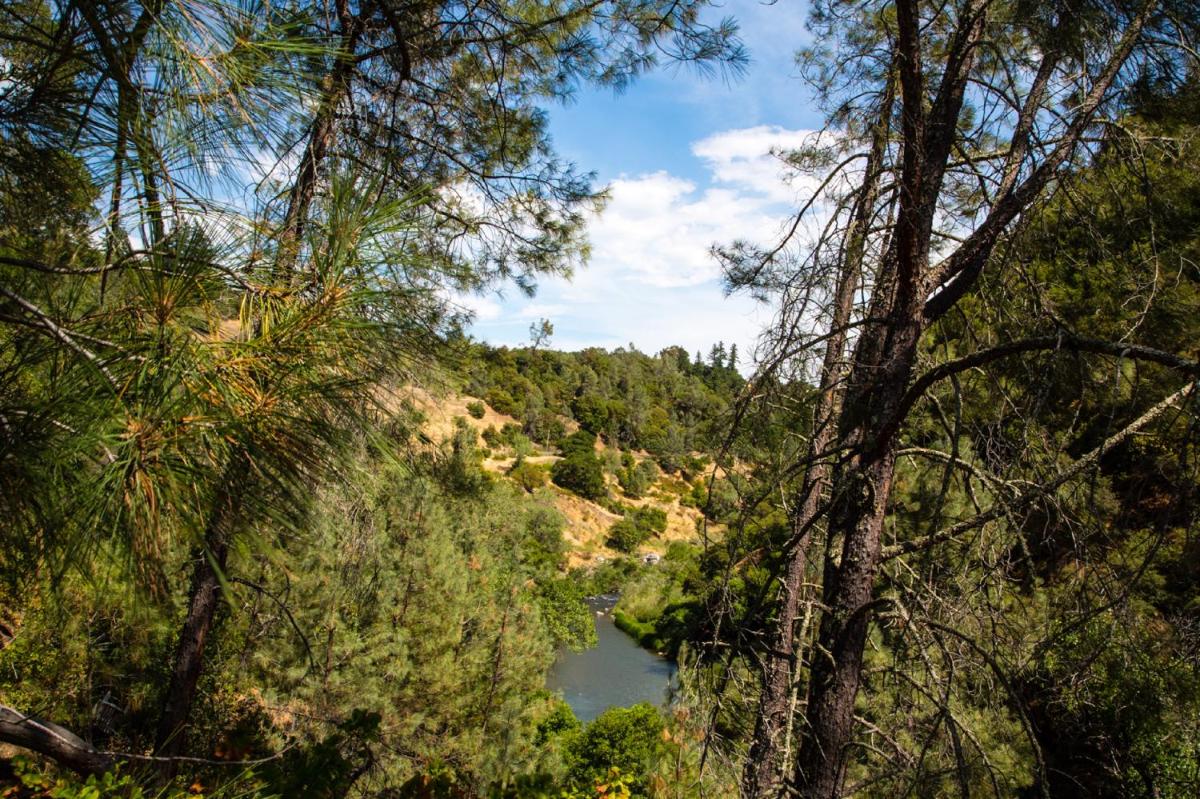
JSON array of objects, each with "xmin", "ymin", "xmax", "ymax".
[
  {"xmin": 153, "ymin": 460, "xmax": 244, "ymax": 761},
  {"xmin": 274, "ymin": 3, "xmax": 366, "ymax": 280},
  {"xmin": 742, "ymin": 73, "xmax": 895, "ymax": 799}
]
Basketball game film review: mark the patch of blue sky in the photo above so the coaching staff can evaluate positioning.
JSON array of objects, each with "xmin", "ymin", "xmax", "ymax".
[{"xmin": 466, "ymin": 1, "xmax": 829, "ymax": 373}]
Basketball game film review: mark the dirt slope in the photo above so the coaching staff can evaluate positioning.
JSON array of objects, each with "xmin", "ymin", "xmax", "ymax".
[{"xmin": 404, "ymin": 386, "xmax": 716, "ymax": 568}]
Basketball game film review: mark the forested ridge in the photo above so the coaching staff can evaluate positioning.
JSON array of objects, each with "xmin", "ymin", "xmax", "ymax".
[{"xmin": 1, "ymin": 0, "xmax": 1199, "ymax": 798}]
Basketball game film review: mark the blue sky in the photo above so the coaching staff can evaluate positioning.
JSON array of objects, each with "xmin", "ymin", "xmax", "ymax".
[{"xmin": 464, "ymin": 1, "xmax": 826, "ymax": 371}]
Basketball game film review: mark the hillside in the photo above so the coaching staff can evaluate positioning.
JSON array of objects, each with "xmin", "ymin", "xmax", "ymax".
[{"xmin": 405, "ymin": 382, "xmax": 722, "ymax": 568}]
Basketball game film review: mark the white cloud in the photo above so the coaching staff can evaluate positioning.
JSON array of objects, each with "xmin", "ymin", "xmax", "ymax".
[
  {"xmin": 514, "ymin": 302, "xmax": 568, "ymax": 320},
  {"xmin": 578, "ymin": 125, "xmax": 826, "ymax": 290},
  {"xmin": 469, "ymin": 124, "xmax": 863, "ymax": 373},
  {"xmin": 692, "ymin": 125, "xmax": 819, "ymax": 202},
  {"xmin": 454, "ymin": 292, "xmax": 503, "ymax": 321}
]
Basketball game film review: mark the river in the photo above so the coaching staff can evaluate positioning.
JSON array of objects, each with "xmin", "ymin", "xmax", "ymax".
[{"xmin": 547, "ymin": 594, "xmax": 677, "ymax": 722}]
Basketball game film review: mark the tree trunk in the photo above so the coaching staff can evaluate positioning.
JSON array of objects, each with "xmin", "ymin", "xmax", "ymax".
[
  {"xmin": 743, "ymin": 0, "xmax": 1152, "ymax": 792},
  {"xmin": 153, "ymin": 460, "xmax": 244, "ymax": 761},
  {"xmin": 274, "ymin": 5, "xmax": 366, "ymax": 280},
  {"xmin": 791, "ymin": 291, "xmax": 924, "ymax": 793},
  {"xmin": 741, "ymin": 72, "xmax": 895, "ymax": 798}
]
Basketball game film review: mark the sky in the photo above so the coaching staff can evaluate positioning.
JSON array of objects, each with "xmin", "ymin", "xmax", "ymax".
[{"xmin": 463, "ymin": 1, "xmax": 827, "ymax": 372}]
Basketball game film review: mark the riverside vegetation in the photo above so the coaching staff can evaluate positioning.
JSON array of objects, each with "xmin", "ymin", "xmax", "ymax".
[{"xmin": 2, "ymin": 1, "xmax": 1200, "ymax": 798}]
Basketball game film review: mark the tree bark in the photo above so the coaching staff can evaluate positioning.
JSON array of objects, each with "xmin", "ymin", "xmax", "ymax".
[
  {"xmin": 778, "ymin": 1, "xmax": 1155, "ymax": 793},
  {"xmin": 741, "ymin": 70, "xmax": 895, "ymax": 799},
  {"xmin": 274, "ymin": 1, "xmax": 367, "ymax": 280},
  {"xmin": 0, "ymin": 705, "xmax": 114, "ymax": 776},
  {"xmin": 787, "ymin": 2, "xmax": 978, "ymax": 791},
  {"xmin": 153, "ymin": 459, "xmax": 244, "ymax": 761}
]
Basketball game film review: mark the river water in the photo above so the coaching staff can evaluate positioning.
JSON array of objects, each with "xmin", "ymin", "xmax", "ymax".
[{"xmin": 547, "ymin": 594, "xmax": 677, "ymax": 722}]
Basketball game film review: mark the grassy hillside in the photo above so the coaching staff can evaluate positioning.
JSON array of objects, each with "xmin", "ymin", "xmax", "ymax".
[{"xmin": 405, "ymin": 382, "xmax": 723, "ymax": 568}]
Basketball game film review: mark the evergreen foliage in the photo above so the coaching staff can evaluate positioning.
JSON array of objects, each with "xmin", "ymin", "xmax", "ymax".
[
  {"xmin": 551, "ymin": 450, "xmax": 607, "ymax": 501},
  {"xmin": 2, "ymin": 0, "xmax": 1199, "ymax": 795},
  {"xmin": 607, "ymin": 507, "xmax": 669, "ymax": 553},
  {"xmin": 459, "ymin": 342, "xmax": 745, "ymax": 469}
]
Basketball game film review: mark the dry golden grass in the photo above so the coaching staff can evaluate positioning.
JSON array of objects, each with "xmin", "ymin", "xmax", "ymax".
[{"xmin": 397, "ymin": 385, "xmax": 720, "ymax": 567}]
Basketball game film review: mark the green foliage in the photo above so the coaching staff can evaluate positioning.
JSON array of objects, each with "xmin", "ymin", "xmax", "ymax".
[
  {"xmin": 606, "ymin": 519, "xmax": 649, "ymax": 553},
  {"xmin": 606, "ymin": 507, "xmax": 668, "ymax": 553},
  {"xmin": 612, "ymin": 609, "xmax": 657, "ymax": 648},
  {"xmin": 571, "ymin": 558, "xmax": 644, "ymax": 597},
  {"xmin": 7, "ymin": 756, "xmax": 264, "ymax": 798},
  {"xmin": 242, "ymin": 450, "xmax": 564, "ymax": 788},
  {"xmin": 611, "ymin": 544, "xmax": 702, "ymax": 655},
  {"xmin": 260, "ymin": 709, "xmax": 382, "ymax": 798},
  {"xmin": 466, "ymin": 400, "xmax": 487, "ymax": 419},
  {"xmin": 551, "ymin": 452, "xmax": 607, "ymax": 501},
  {"xmin": 617, "ymin": 457, "xmax": 660, "ymax": 499},
  {"xmin": 559, "ymin": 429, "xmax": 598, "ymax": 457},
  {"xmin": 509, "ymin": 458, "xmax": 550, "ymax": 493},
  {"xmin": 537, "ymin": 578, "xmax": 599, "ymax": 651},
  {"xmin": 564, "ymin": 704, "xmax": 667, "ymax": 794},
  {"xmin": 0, "ymin": 0, "xmax": 750, "ymax": 792},
  {"xmin": 521, "ymin": 504, "xmax": 569, "ymax": 573},
  {"xmin": 439, "ymin": 417, "xmax": 495, "ymax": 496},
  {"xmin": 461, "ymin": 343, "xmax": 744, "ymax": 461}
]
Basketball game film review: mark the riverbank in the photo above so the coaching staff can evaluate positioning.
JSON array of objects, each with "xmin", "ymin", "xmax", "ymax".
[{"xmin": 547, "ymin": 595, "xmax": 676, "ymax": 722}]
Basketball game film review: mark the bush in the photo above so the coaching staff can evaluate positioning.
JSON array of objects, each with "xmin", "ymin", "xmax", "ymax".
[
  {"xmin": 613, "ymin": 609, "xmax": 658, "ymax": 647},
  {"xmin": 565, "ymin": 703, "xmax": 667, "ymax": 793},
  {"xmin": 501, "ymin": 422, "xmax": 534, "ymax": 456},
  {"xmin": 486, "ymin": 387, "xmax": 517, "ymax": 416},
  {"xmin": 559, "ymin": 429, "xmax": 597, "ymax": 458},
  {"xmin": 571, "ymin": 557, "xmax": 641, "ymax": 595},
  {"xmin": 537, "ymin": 578, "xmax": 597, "ymax": 651},
  {"xmin": 551, "ymin": 452, "xmax": 606, "ymax": 500},
  {"xmin": 607, "ymin": 517, "xmax": 648, "ymax": 552},
  {"xmin": 618, "ymin": 457, "xmax": 659, "ymax": 498},
  {"xmin": 521, "ymin": 504, "xmax": 567, "ymax": 574},
  {"xmin": 631, "ymin": 506, "xmax": 667, "ymax": 534},
  {"xmin": 508, "ymin": 458, "xmax": 547, "ymax": 493},
  {"xmin": 599, "ymin": 496, "xmax": 631, "ymax": 515},
  {"xmin": 606, "ymin": 507, "xmax": 666, "ymax": 553},
  {"xmin": 526, "ymin": 411, "xmax": 566, "ymax": 447},
  {"xmin": 481, "ymin": 425, "xmax": 501, "ymax": 448},
  {"xmin": 465, "ymin": 399, "xmax": 486, "ymax": 419},
  {"xmin": 694, "ymin": 477, "xmax": 739, "ymax": 521}
]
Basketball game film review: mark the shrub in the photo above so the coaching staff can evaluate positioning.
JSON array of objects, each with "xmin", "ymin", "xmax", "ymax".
[
  {"xmin": 565, "ymin": 703, "xmax": 667, "ymax": 793},
  {"xmin": 559, "ymin": 429, "xmax": 597, "ymax": 457},
  {"xmin": 521, "ymin": 504, "xmax": 567, "ymax": 573},
  {"xmin": 631, "ymin": 506, "xmax": 667, "ymax": 535},
  {"xmin": 481, "ymin": 425, "xmax": 501, "ymax": 448},
  {"xmin": 551, "ymin": 452, "xmax": 606, "ymax": 500},
  {"xmin": 537, "ymin": 578, "xmax": 597, "ymax": 650},
  {"xmin": 606, "ymin": 506, "xmax": 667, "ymax": 552},
  {"xmin": 617, "ymin": 467, "xmax": 645, "ymax": 498},
  {"xmin": 613, "ymin": 609, "xmax": 657, "ymax": 647},
  {"xmin": 486, "ymin": 387, "xmax": 516, "ymax": 416},
  {"xmin": 500, "ymin": 422, "xmax": 534, "ymax": 456},
  {"xmin": 465, "ymin": 399, "xmax": 486, "ymax": 419},
  {"xmin": 607, "ymin": 517, "xmax": 648, "ymax": 552},
  {"xmin": 508, "ymin": 459, "xmax": 547, "ymax": 493}
]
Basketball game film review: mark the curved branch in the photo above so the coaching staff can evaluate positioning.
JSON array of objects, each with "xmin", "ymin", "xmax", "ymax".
[
  {"xmin": 0, "ymin": 705, "xmax": 114, "ymax": 775},
  {"xmin": 893, "ymin": 331, "xmax": 1200, "ymax": 431},
  {"xmin": 883, "ymin": 380, "xmax": 1196, "ymax": 561}
]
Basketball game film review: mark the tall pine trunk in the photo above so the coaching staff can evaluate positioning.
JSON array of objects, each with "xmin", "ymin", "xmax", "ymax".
[
  {"xmin": 154, "ymin": 460, "xmax": 244, "ymax": 761},
  {"xmin": 741, "ymin": 74, "xmax": 895, "ymax": 798}
]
